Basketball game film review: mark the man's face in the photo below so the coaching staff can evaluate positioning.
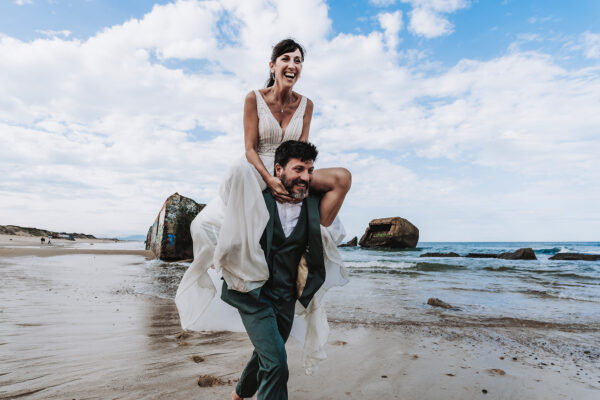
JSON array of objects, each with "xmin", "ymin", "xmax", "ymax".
[{"xmin": 275, "ymin": 157, "xmax": 314, "ymax": 200}]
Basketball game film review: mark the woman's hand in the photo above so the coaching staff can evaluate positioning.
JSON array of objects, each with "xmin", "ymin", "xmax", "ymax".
[{"xmin": 266, "ymin": 176, "xmax": 294, "ymax": 203}]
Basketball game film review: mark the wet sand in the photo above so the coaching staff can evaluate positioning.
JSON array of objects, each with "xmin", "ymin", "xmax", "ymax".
[{"xmin": 1, "ymin": 241, "xmax": 599, "ymax": 399}]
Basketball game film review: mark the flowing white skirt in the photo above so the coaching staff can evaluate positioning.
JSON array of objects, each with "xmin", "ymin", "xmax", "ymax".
[{"xmin": 175, "ymin": 154, "xmax": 349, "ymax": 373}]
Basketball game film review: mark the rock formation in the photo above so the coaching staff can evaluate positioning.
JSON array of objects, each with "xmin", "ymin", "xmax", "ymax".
[
  {"xmin": 358, "ymin": 217, "xmax": 419, "ymax": 249},
  {"xmin": 338, "ymin": 236, "xmax": 358, "ymax": 247},
  {"xmin": 465, "ymin": 248, "xmax": 537, "ymax": 260},
  {"xmin": 497, "ymin": 248, "xmax": 537, "ymax": 260},
  {"xmin": 146, "ymin": 193, "xmax": 205, "ymax": 261},
  {"xmin": 465, "ymin": 253, "xmax": 499, "ymax": 258},
  {"xmin": 420, "ymin": 252, "xmax": 460, "ymax": 258},
  {"xmin": 427, "ymin": 298, "xmax": 453, "ymax": 309},
  {"xmin": 549, "ymin": 253, "xmax": 600, "ymax": 261}
]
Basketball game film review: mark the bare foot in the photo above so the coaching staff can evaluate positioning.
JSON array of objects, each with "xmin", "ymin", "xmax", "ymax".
[{"xmin": 231, "ymin": 390, "xmax": 243, "ymax": 400}]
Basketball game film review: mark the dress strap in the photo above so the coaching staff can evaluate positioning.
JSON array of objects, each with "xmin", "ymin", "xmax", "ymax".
[
  {"xmin": 297, "ymin": 96, "xmax": 308, "ymax": 119},
  {"xmin": 254, "ymin": 90, "xmax": 267, "ymax": 115}
]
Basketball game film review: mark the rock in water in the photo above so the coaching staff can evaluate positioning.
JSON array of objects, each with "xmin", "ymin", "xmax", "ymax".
[
  {"xmin": 338, "ymin": 236, "xmax": 358, "ymax": 247},
  {"xmin": 427, "ymin": 298, "xmax": 453, "ymax": 309},
  {"xmin": 358, "ymin": 217, "xmax": 419, "ymax": 249},
  {"xmin": 146, "ymin": 193, "xmax": 205, "ymax": 261},
  {"xmin": 498, "ymin": 248, "xmax": 537, "ymax": 260},
  {"xmin": 420, "ymin": 252, "xmax": 460, "ymax": 258},
  {"xmin": 466, "ymin": 248, "xmax": 536, "ymax": 260},
  {"xmin": 465, "ymin": 253, "xmax": 499, "ymax": 258},
  {"xmin": 549, "ymin": 253, "xmax": 600, "ymax": 261}
]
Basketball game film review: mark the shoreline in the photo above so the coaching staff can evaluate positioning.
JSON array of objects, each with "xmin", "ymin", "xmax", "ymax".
[
  {"xmin": 0, "ymin": 247, "xmax": 152, "ymax": 257},
  {"xmin": 0, "ymin": 233, "xmax": 152, "ymax": 258}
]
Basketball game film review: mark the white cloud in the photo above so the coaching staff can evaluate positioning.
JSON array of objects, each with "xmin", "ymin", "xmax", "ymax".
[
  {"xmin": 35, "ymin": 29, "xmax": 72, "ymax": 38},
  {"xmin": 0, "ymin": 0, "xmax": 599, "ymax": 240},
  {"xmin": 402, "ymin": 0, "xmax": 469, "ymax": 38},
  {"xmin": 377, "ymin": 10, "xmax": 403, "ymax": 49},
  {"xmin": 528, "ymin": 15, "xmax": 554, "ymax": 24},
  {"xmin": 407, "ymin": 7, "xmax": 453, "ymax": 38},
  {"xmin": 14, "ymin": 0, "xmax": 33, "ymax": 5},
  {"xmin": 581, "ymin": 31, "xmax": 600, "ymax": 59}
]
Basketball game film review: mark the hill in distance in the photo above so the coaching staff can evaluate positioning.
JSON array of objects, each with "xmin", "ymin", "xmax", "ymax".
[{"xmin": 0, "ymin": 225, "xmax": 96, "ymax": 239}]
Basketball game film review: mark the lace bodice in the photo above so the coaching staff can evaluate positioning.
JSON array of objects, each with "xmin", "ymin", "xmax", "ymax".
[{"xmin": 254, "ymin": 90, "xmax": 307, "ymax": 155}]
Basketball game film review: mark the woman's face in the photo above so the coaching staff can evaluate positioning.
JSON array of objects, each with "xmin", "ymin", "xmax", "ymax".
[{"xmin": 270, "ymin": 48, "xmax": 303, "ymax": 89}]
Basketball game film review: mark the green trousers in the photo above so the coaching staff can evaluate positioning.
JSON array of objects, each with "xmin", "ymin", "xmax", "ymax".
[{"xmin": 221, "ymin": 282, "xmax": 295, "ymax": 400}]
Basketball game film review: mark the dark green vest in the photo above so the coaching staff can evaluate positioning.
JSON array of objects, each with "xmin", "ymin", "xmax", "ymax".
[{"xmin": 261, "ymin": 190, "xmax": 325, "ymax": 308}]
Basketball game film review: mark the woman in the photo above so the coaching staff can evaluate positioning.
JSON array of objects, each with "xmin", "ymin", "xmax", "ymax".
[{"xmin": 175, "ymin": 39, "xmax": 350, "ymax": 373}]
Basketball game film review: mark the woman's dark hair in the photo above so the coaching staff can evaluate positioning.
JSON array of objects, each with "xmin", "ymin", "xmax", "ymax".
[
  {"xmin": 274, "ymin": 140, "xmax": 318, "ymax": 170},
  {"xmin": 265, "ymin": 38, "xmax": 305, "ymax": 88}
]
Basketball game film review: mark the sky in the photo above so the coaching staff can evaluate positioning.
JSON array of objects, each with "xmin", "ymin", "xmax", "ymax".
[{"xmin": 1, "ymin": 0, "xmax": 599, "ymax": 241}]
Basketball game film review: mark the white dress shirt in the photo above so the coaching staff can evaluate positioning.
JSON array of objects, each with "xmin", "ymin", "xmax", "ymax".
[{"xmin": 276, "ymin": 201, "xmax": 303, "ymax": 238}]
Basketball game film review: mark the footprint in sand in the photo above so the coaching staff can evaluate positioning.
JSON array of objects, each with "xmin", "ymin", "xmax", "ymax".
[
  {"xmin": 331, "ymin": 340, "xmax": 347, "ymax": 346},
  {"xmin": 175, "ymin": 331, "xmax": 191, "ymax": 340},
  {"xmin": 197, "ymin": 375, "xmax": 228, "ymax": 387},
  {"xmin": 487, "ymin": 368, "xmax": 506, "ymax": 376}
]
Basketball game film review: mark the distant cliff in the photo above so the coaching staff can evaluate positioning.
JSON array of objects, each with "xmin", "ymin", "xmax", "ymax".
[{"xmin": 0, "ymin": 225, "xmax": 96, "ymax": 239}]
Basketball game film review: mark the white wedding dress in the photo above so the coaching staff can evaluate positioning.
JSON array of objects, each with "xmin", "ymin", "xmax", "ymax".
[{"xmin": 175, "ymin": 90, "xmax": 348, "ymax": 373}]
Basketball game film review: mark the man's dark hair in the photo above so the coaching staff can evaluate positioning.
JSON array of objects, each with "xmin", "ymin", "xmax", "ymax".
[{"xmin": 274, "ymin": 140, "xmax": 318, "ymax": 170}]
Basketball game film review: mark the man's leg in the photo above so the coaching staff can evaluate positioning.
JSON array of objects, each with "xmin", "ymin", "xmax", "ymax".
[
  {"xmin": 311, "ymin": 167, "xmax": 351, "ymax": 227},
  {"xmin": 235, "ymin": 297, "xmax": 295, "ymax": 400},
  {"xmin": 235, "ymin": 351, "xmax": 259, "ymax": 398}
]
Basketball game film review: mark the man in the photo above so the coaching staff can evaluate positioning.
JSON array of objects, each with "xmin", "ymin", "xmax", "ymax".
[{"xmin": 222, "ymin": 140, "xmax": 326, "ymax": 400}]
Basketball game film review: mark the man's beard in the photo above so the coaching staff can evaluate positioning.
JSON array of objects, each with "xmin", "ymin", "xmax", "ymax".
[{"xmin": 280, "ymin": 172, "xmax": 309, "ymax": 200}]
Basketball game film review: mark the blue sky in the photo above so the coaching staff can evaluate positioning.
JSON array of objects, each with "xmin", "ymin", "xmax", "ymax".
[
  {"xmin": 3, "ymin": 0, "xmax": 599, "ymax": 65},
  {"xmin": 1, "ymin": 0, "xmax": 599, "ymax": 241}
]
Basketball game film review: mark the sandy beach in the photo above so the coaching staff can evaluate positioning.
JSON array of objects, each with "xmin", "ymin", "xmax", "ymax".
[
  {"xmin": 1, "ymin": 235, "xmax": 599, "ymax": 399},
  {"xmin": 0, "ymin": 234, "xmax": 152, "ymax": 258}
]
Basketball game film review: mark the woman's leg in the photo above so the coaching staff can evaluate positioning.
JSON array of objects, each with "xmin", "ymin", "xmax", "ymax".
[{"xmin": 310, "ymin": 168, "xmax": 352, "ymax": 227}]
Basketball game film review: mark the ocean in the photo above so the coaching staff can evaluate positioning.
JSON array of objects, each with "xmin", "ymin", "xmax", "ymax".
[{"xmin": 136, "ymin": 241, "xmax": 600, "ymax": 327}]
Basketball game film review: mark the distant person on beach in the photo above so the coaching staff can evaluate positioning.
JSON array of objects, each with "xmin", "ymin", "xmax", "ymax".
[{"xmin": 175, "ymin": 39, "xmax": 351, "ymax": 399}]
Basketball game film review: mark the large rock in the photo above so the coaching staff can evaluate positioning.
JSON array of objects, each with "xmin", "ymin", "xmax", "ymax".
[
  {"xmin": 549, "ymin": 253, "xmax": 600, "ymax": 261},
  {"xmin": 338, "ymin": 236, "xmax": 358, "ymax": 247},
  {"xmin": 498, "ymin": 248, "xmax": 537, "ymax": 260},
  {"xmin": 427, "ymin": 298, "xmax": 453, "ymax": 309},
  {"xmin": 146, "ymin": 193, "xmax": 205, "ymax": 261},
  {"xmin": 358, "ymin": 217, "xmax": 419, "ymax": 249},
  {"xmin": 466, "ymin": 248, "xmax": 537, "ymax": 260},
  {"xmin": 420, "ymin": 252, "xmax": 460, "ymax": 258}
]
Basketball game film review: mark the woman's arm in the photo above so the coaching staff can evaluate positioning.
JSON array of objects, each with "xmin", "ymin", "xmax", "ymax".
[
  {"xmin": 244, "ymin": 91, "xmax": 293, "ymax": 203},
  {"xmin": 298, "ymin": 98, "xmax": 314, "ymax": 142}
]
